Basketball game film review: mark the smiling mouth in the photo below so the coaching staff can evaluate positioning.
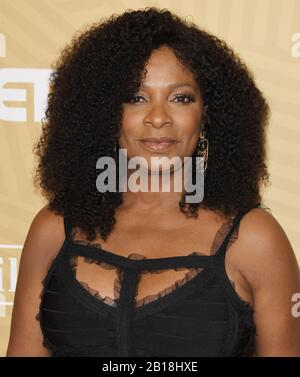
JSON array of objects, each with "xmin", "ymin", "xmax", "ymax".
[{"xmin": 139, "ymin": 140, "xmax": 178, "ymax": 152}]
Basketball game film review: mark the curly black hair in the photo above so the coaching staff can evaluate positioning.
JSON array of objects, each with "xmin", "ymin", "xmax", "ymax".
[{"xmin": 33, "ymin": 6, "xmax": 270, "ymax": 242}]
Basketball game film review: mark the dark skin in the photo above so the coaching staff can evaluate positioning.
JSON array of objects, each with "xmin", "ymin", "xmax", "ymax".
[{"xmin": 6, "ymin": 46, "xmax": 300, "ymax": 356}]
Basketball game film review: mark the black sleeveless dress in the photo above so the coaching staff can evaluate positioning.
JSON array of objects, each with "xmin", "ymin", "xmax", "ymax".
[{"xmin": 36, "ymin": 207, "xmax": 257, "ymax": 357}]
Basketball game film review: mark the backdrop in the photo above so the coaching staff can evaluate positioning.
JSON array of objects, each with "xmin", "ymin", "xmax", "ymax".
[{"xmin": 0, "ymin": 0, "xmax": 299, "ymax": 356}]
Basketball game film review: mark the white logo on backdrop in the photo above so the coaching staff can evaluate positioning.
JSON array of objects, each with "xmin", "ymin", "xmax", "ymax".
[
  {"xmin": 0, "ymin": 68, "xmax": 51, "ymax": 122},
  {"xmin": 0, "ymin": 33, "xmax": 6, "ymax": 58},
  {"xmin": 291, "ymin": 33, "xmax": 300, "ymax": 58},
  {"xmin": 0, "ymin": 246, "xmax": 21, "ymax": 318}
]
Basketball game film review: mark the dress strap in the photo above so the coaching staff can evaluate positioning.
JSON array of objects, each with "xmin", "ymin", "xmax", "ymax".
[
  {"xmin": 215, "ymin": 204, "xmax": 260, "ymax": 259},
  {"xmin": 63, "ymin": 216, "xmax": 73, "ymax": 241}
]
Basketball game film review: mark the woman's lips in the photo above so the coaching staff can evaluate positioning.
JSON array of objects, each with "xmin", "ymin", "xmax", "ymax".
[{"xmin": 139, "ymin": 140, "xmax": 177, "ymax": 152}]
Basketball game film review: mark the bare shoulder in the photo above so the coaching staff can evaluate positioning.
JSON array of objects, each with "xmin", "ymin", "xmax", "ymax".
[
  {"xmin": 234, "ymin": 207, "xmax": 299, "ymax": 286},
  {"xmin": 29, "ymin": 204, "xmax": 65, "ymax": 242},
  {"xmin": 240, "ymin": 207, "xmax": 292, "ymax": 247},
  {"xmin": 23, "ymin": 204, "xmax": 66, "ymax": 268}
]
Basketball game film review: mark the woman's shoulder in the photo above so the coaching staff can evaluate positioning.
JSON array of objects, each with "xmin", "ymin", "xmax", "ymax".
[
  {"xmin": 230, "ymin": 207, "xmax": 299, "ymax": 291},
  {"xmin": 238, "ymin": 207, "xmax": 294, "ymax": 258},
  {"xmin": 29, "ymin": 204, "xmax": 65, "ymax": 244},
  {"xmin": 21, "ymin": 204, "xmax": 66, "ymax": 272}
]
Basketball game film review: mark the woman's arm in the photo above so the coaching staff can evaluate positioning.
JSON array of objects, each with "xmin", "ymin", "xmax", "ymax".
[
  {"xmin": 237, "ymin": 208, "xmax": 300, "ymax": 356},
  {"xmin": 6, "ymin": 206, "xmax": 65, "ymax": 356}
]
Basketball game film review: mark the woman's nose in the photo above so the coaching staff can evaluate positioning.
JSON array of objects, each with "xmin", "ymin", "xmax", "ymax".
[{"xmin": 143, "ymin": 104, "xmax": 173, "ymax": 129}]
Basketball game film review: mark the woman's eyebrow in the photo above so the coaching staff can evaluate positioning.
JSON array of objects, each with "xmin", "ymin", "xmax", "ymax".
[{"xmin": 140, "ymin": 82, "xmax": 197, "ymax": 90}]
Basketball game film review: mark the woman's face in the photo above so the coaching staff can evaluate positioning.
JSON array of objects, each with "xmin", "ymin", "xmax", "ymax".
[{"xmin": 119, "ymin": 45, "xmax": 204, "ymax": 173}]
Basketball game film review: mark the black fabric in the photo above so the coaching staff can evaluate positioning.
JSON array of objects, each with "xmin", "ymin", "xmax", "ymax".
[{"xmin": 37, "ymin": 207, "xmax": 257, "ymax": 357}]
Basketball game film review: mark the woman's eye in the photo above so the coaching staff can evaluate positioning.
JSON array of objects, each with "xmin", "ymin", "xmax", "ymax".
[
  {"xmin": 173, "ymin": 94, "xmax": 196, "ymax": 104},
  {"xmin": 129, "ymin": 95, "xmax": 145, "ymax": 103}
]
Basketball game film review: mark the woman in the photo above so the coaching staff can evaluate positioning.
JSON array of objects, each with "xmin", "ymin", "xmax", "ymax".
[{"xmin": 6, "ymin": 7, "xmax": 300, "ymax": 357}]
